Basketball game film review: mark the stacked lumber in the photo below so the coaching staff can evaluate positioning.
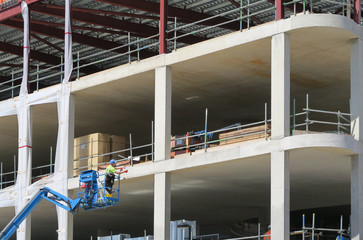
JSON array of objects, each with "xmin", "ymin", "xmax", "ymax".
[{"xmin": 219, "ymin": 124, "xmax": 271, "ymax": 145}]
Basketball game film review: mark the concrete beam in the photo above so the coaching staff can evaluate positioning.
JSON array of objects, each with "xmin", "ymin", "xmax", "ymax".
[
  {"xmin": 154, "ymin": 172, "xmax": 171, "ymax": 240},
  {"xmin": 271, "ymin": 150, "xmax": 290, "ymax": 240},
  {"xmin": 154, "ymin": 66, "xmax": 172, "ymax": 161},
  {"xmin": 271, "ymin": 33, "xmax": 290, "ymax": 139}
]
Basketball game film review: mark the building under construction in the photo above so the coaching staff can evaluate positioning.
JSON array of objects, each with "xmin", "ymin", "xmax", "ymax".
[{"xmin": 0, "ymin": 0, "xmax": 362, "ymax": 239}]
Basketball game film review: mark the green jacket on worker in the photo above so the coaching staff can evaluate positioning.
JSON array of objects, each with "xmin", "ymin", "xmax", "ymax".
[{"xmin": 106, "ymin": 165, "xmax": 116, "ymax": 174}]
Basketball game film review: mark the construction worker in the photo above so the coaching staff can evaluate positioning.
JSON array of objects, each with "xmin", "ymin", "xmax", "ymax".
[
  {"xmin": 105, "ymin": 159, "xmax": 127, "ymax": 195},
  {"xmin": 264, "ymin": 226, "xmax": 271, "ymax": 240}
]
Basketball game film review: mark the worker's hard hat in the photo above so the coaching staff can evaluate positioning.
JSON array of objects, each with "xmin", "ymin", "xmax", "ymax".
[{"xmin": 110, "ymin": 159, "xmax": 116, "ymax": 164}]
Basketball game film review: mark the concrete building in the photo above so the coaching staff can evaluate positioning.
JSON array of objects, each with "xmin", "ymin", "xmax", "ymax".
[{"xmin": 0, "ymin": 0, "xmax": 362, "ymax": 240}]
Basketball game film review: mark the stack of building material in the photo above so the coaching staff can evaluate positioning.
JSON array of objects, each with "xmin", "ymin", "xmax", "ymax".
[
  {"xmin": 73, "ymin": 133, "xmax": 110, "ymax": 176},
  {"xmin": 110, "ymin": 135, "xmax": 127, "ymax": 159},
  {"xmin": 219, "ymin": 124, "xmax": 271, "ymax": 145},
  {"xmin": 73, "ymin": 133, "xmax": 130, "ymax": 176}
]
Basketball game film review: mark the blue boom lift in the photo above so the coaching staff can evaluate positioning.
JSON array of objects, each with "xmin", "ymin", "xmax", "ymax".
[{"xmin": 0, "ymin": 170, "xmax": 121, "ymax": 240}]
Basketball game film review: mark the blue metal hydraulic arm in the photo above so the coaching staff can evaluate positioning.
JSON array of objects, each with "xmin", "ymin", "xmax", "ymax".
[
  {"xmin": 0, "ymin": 187, "xmax": 82, "ymax": 240},
  {"xmin": 0, "ymin": 170, "xmax": 122, "ymax": 240}
]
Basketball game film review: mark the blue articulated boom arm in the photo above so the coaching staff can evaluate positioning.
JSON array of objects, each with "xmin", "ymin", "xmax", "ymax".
[{"xmin": 0, "ymin": 187, "xmax": 82, "ymax": 240}]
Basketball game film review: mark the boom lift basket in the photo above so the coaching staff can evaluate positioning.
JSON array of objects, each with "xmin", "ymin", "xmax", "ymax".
[{"xmin": 78, "ymin": 170, "xmax": 120, "ymax": 210}]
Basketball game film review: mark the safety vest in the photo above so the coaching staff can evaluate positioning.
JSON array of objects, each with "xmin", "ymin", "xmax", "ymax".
[{"xmin": 106, "ymin": 165, "xmax": 116, "ymax": 174}]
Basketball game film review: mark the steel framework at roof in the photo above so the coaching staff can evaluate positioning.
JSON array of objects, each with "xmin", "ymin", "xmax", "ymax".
[{"xmin": 0, "ymin": 0, "xmax": 361, "ymax": 99}]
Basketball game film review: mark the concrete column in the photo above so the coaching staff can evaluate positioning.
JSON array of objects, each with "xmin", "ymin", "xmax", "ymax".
[
  {"xmin": 15, "ymin": 103, "xmax": 32, "ymax": 240},
  {"xmin": 55, "ymin": 89, "xmax": 75, "ymax": 240},
  {"xmin": 154, "ymin": 66, "xmax": 172, "ymax": 161},
  {"xmin": 271, "ymin": 33, "xmax": 290, "ymax": 140},
  {"xmin": 154, "ymin": 172, "xmax": 171, "ymax": 240},
  {"xmin": 350, "ymin": 38, "xmax": 363, "ymax": 240},
  {"xmin": 270, "ymin": 151, "xmax": 289, "ymax": 240},
  {"xmin": 351, "ymin": 155, "xmax": 363, "ymax": 240},
  {"xmin": 350, "ymin": 39, "xmax": 363, "ymax": 141}
]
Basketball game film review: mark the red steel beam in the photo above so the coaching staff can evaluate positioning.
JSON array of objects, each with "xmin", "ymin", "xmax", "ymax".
[
  {"xmin": 0, "ymin": 40, "xmax": 62, "ymax": 65},
  {"xmin": 353, "ymin": 0, "xmax": 361, "ymax": 24},
  {"xmin": 0, "ymin": 41, "xmax": 100, "ymax": 73},
  {"xmin": 1, "ymin": 19, "xmax": 159, "ymax": 59},
  {"xmin": 160, "ymin": 0, "xmax": 167, "ymax": 54},
  {"xmin": 46, "ymin": 4, "xmax": 164, "ymax": 21},
  {"xmin": 276, "ymin": 0, "xmax": 285, "ymax": 20},
  {"xmin": 31, "ymin": 4, "xmax": 156, "ymax": 36},
  {"xmin": 10, "ymin": 17, "xmax": 126, "ymax": 35},
  {"xmin": 0, "ymin": 0, "xmax": 39, "ymax": 21},
  {"xmin": 93, "ymin": 0, "xmax": 241, "ymax": 31},
  {"xmin": 2, "ymin": 19, "xmax": 132, "ymax": 51},
  {"xmin": 29, "ymin": 4, "xmax": 207, "ymax": 44}
]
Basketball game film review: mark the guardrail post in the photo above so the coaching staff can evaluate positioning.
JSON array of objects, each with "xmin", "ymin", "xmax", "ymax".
[
  {"xmin": 77, "ymin": 51, "xmax": 80, "ymax": 79},
  {"xmin": 129, "ymin": 133, "xmax": 133, "ymax": 166},
  {"xmin": 303, "ymin": 0, "xmax": 306, "ymax": 14},
  {"xmin": 137, "ymin": 37, "xmax": 140, "ymax": 61},
  {"xmin": 90, "ymin": 138, "xmax": 93, "ymax": 170},
  {"xmin": 302, "ymin": 214, "xmax": 305, "ymax": 240},
  {"xmin": 312, "ymin": 213, "xmax": 315, "ymax": 240},
  {"xmin": 14, "ymin": 155, "xmax": 16, "ymax": 182},
  {"xmin": 306, "ymin": 94, "xmax": 309, "ymax": 133},
  {"xmin": 293, "ymin": 98, "xmax": 296, "ymax": 135},
  {"xmin": 247, "ymin": 0, "xmax": 250, "ymax": 28},
  {"xmin": 265, "ymin": 103, "xmax": 268, "ymax": 140},
  {"xmin": 60, "ymin": 54, "xmax": 63, "ymax": 83},
  {"xmin": 174, "ymin": 17, "xmax": 177, "ymax": 51},
  {"xmin": 152, "ymin": 121, "xmax": 154, "ymax": 162},
  {"xmin": 128, "ymin": 32, "xmax": 131, "ymax": 63},
  {"xmin": 50, "ymin": 146, "xmax": 53, "ymax": 174},
  {"xmin": 337, "ymin": 110, "xmax": 341, "ymax": 134},
  {"xmin": 240, "ymin": 0, "xmax": 243, "ymax": 30},
  {"xmin": 0, "ymin": 162, "xmax": 2, "ymax": 189},
  {"xmin": 36, "ymin": 64, "xmax": 39, "ymax": 91},
  {"xmin": 204, "ymin": 108, "xmax": 208, "ymax": 152},
  {"xmin": 339, "ymin": 215, "xmax": 343, "ymax": 240},
  {"xmin": 258, "ymin": 223, "xmax": 261, "ymax": 240},
  {"xmin": 11, "ymin": 70, "xmax": 14, "ymax": 98}
]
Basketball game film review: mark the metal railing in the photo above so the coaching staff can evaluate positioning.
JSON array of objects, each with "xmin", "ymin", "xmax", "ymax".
[
  {"xmin": 0, "ymin": 147, "xmax": 54, "ymax": 190},
  {"xmin": 223, "ymin": 214, "xmax": 349, "ymax": 240},
  {"xmin": 292, "ymin": 94, "xmax": 352, "ymax": 135},
  {"xmin": 0, "ymin": 33, "xmax": 160, "ymax": 99},
  {"xmin": 166, "ymin": 1, "xmax": 276, "ymax": 51},
  {"xmin": 0, "ymin": 98, "xmax": 354, "ymax": 188}
]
